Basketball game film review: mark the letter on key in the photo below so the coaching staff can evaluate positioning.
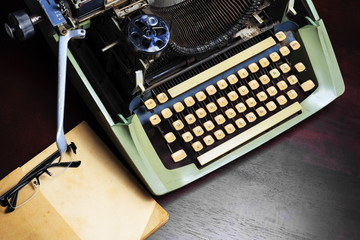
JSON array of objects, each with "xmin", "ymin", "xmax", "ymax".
[
  {"xmin": 144, "ymin": 98, "xmax": 156, "ymax": 110},
  {"xmin": 182, "ymin": 132, "xmax": 193, "ymax": 142},
  {"xmin": 173, "ymin": 102, "xmax": 185, "ymax": 113},
  {"xmin": 149, "ymin": 114, "xmax": 161, "ymax": 126},
  {"xmin": 185, "ymin": 113, "xmax": 196, "ymax": 124},
  {"xmin": 184, "ymin": 96, "xmax": 195, "ymax": 107},
  {"xmin": 275, "ymin": 31, "xmax": 287, "ymax": 41},
  {"xmin": 279, "ymin": 46, "xmax": 290, "ymax": 56},
  {"xmin": 156, "ymin": 92, "xmax": 168, "ymax": 104},
  {"xmin": 203, "ymin": 135, "xmax": 215, "ymax": 146},
  {"xmin": 259, "ymin": 58, "xmax": 270, "ymax": 68},
  {"xmin": 206, "ymin": 85, "xmax": 217, "ymax": 95},
  {"xmin": 290, "ymin": 40, "xmax": 301, "ymax": 50},
  {"xmin": 161, "ymin": 108, "xmax": 173, "ymax": 119},
  {"xmin": 173, "ymin": 120, "xmax": 184, "ymax": 130}
]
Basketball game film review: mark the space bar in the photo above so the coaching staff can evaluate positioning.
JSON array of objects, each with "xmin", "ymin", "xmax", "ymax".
[{"xmin": 197, "ymin": 102, "xmax": 302, "ymax": 166}]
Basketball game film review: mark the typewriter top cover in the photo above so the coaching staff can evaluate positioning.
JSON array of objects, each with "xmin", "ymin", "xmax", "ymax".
[{"xmin": 18, "ymin": 0, "xmax": 344, "ymax": 195}]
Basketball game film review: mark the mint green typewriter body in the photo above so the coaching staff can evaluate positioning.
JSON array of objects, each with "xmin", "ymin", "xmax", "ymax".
[{"xmin": 62, "ymin": 0, "xmax": 344, "ymax": 195}]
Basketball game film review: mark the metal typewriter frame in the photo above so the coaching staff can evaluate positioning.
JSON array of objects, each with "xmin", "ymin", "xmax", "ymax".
[{"xmin": 27, "ymin": 0, "xmax": 344, "ymax": 195}]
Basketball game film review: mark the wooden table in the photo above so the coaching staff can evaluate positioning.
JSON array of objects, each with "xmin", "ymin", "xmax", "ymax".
[{"xmin": 1, "ymin": 0, "xmax": 359, "ymax": 239}]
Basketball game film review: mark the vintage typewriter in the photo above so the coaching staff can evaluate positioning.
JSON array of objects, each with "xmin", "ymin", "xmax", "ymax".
[{"xmin": 6, "ymin": 0, "xmax": 344, "ymax": 195}]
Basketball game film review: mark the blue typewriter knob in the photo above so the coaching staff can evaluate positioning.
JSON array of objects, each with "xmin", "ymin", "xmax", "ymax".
[{"xmin": 127, "ymin": 15, "xmax": 170, "ymax": 54}]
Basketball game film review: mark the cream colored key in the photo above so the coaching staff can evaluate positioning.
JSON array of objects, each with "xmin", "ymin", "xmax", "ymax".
[
  {"xmin": 195, "ymin": 108, "xmax": 207, "ymax": 119},
  {"xmin": 217, "ymin": 97, "xmax": 228, "ymax": 107},
  {"xmin": 289, "ymin": 40, "xmax": 301, "ymax": 50},
  {"xmin": 238, "ymin": 68, "xmax": 249, "ymax": 79},
  {"xmin": 161, "ymin": 108, "xmax": 173, "ymax": 119},
  {"xmin": 301, "ymin": 80, "xmax": 316, "ymax": 92},
  {"xmin": 193, "ymin": 126, "xmax": 205, "ymax": 137},
  {"xmin": 277, "ymin": 80, "xmax": 288, "ymax": 91},
  {"xmin": 224, "ymin": 123, "xmax": 236, "ymax": 134},
  {"xmin": 164, "ymin": 132, "xmax": 176, "ymax": 143},
  {"xmin": 245, "ymin": 97, "xmax": 257, "ymax": 108},
  {"xmin": 259, "ymin": 57, "xmax": 270, "ymax": 68},
  {"xmin": 171, "ymin": 149, "xmax": 187, "ymax": 162},
  {"xmin": 225, "ymin": 108, "xmax": 236, "ymax": 119},
  {"xmin": 248, "ymin": 63, "xmax": 259, "ymax": 73},
  {"xmin": 206, "ymin": 102, "xmax": 218, "ymax": 113},
  {"xmin": 182, "ymin": 132, "xmax": 193, "ymax": 143},
  {"xmin": 203, "ymin": 135, "xmax": 215, "ymax": 146},
  {"xmin": 227, "ymin": 91, "xmax": 239, "ymax": 102},
  {"xmin": 295, "ymin": 62, "xmax": 306, "ymax": 72},
  {"xmin": 245, "ymin": 112, "xmax": 257, "ymax": 122},
  {"xmin": 214, "ymin": 129, "xmax": 226, "ymax": 140},
  {"xmin": 238, "ymin": 85, "xmax": 249, "ymax": 96},
  {"xmin": 256, "ymin": 106, "xmax": 267, "ymax": 117},
  {"xmin": 279, "ymin": 46, "xmax": 290, "ymax": 56},
  {"xmin": 279, "ymin": 63, "xmax": 291, "ymax": 73},
  {"xmin": 248, "ymin": 79, "xmax": 260, "ymax": 90},
  {"xmin": 215, "ymin": 114, "xmax": 226, "ymax": 125},
  {"xmin": 287, "ymin": 89, "xmax": 298, "ymax": 100},
  {"xmin": 275, "ymin": 31, "xmax": 287, "ymax": 41},
  {"xmin": 276, "ymin": 95, "xmax": 288, "ymax": 105},
  {"xmin": 269, "ymin": 52, "xmax": 281, "ymax": 62},
  {"xmin": 270, "ymin": 69, "xmax": 281, "ymax": 79},
  {"xmin": 287, "ymin": 75, "xmax": 298, "ymax": 85},
  {"xmin": 203, "ymin": 120, "xmax": 215, "ymax": 131},
  {"xmin": 266, "ymin": 101, "xmax": 277, "ymax": 111},
  {"xmin": 217, "ymin": 79, "xmax": 228, "ymax": 90},
  {"xmin": 185, "ymin": 113, "xmax": 196, "ymax": 124},
  {"xmin": 259, "ymin": 74, "xmax": 271, "ymax": 85},
  {"xmin": 235, "ymin": 118, "xmax": 247, "ymax": 128},
  {"xmin": 195, "ymin": 91, "xmax": 207, "ymax": 102},
  {"xmin": 172, "ymin": 119, "xmax": 184, "ymax": 130},
  {"xmin": 144, "ymin": 98, "xmax": 156, "ymax": 110},
  {"xmin": 227, "ymin": 74, "xmax": 238, "ymax": 85},
  {"xmin": 256, "ymin": 91, "xmax": 268, "ymax": 102},
  {"xmin": 173, "ymin": 102, "xmax": 185, "ymax": 113},
  {"xmin": 156, "ymin": 92, "xmax": 168, "ymax": 104},
  {"xmin": 206, "ymin": 85, "xmax": 217, "ymax": 95},
  {"xmin": 235, "ymin": 102, "xmax": 247, "ymax": 113},
  {"xmin": 184, "ymin": 96, "xmax": 195, "ymax": 107},
  {"xmin": 192, "ymin": 141, "xmax": 204, "ymax": 152},
  {"xmin": 149, "ymin": 114, "xmax": 161, "ymax": 126},
  {"xmin": 266, "ymin": 86, "xmax": 278, "ymax": 96}
]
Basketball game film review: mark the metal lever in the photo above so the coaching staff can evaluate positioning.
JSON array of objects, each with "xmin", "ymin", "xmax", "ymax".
[
  {"xmin": 286, "ymin": 0, "xmax": 297, "ymax": 16},
  {"xmin": 56, "ymin": 29, "xmax": 86, "ymax": 161}
]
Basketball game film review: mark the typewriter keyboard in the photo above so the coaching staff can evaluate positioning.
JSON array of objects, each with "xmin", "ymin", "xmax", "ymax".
[{"xmin": 132, "ymin": 23, "xmax": 317, "ymax": 169}]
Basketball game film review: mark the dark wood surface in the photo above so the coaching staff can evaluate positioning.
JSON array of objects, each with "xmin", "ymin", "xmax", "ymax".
[{"xmin": 1, "ymin": 1, "xmax": 359, "ymax": 239}]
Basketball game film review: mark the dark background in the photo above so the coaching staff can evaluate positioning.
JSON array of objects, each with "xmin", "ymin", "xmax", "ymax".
[{"xmin": 1, "ymin": 1, "xmax": 360, "ymax": 239}]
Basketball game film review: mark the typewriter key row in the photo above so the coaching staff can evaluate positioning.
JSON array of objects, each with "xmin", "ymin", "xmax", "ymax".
[{"xmin": 144, "ymin": 40, "xmax": 308, "ymax": 112}]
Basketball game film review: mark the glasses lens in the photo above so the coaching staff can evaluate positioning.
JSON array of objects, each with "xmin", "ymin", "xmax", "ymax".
[{"xmin": 8, "ymin": 178, "xmax": 40, "ymax": 209}]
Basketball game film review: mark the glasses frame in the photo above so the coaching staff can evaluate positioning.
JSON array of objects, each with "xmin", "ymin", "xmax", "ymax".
[{"xmin": 0, "ymin": 142, "xmax": 81, "ymax": 212}]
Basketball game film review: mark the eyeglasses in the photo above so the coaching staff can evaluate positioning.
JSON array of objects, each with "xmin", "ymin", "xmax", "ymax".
[{"xmin": 0, "ymin": 142, "xmax": 81, "ymax": 212}]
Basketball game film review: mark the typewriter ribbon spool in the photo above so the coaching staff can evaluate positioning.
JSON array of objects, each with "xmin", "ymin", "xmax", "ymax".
[{"xmin": 127, "ymin": 14, "xmax": 170, "ymax": 59}]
